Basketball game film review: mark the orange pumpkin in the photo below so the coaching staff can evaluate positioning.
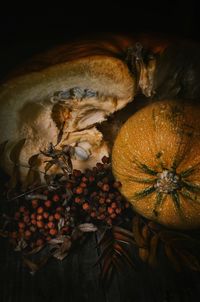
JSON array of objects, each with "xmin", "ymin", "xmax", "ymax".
[{"xmin": 112, "ymin": 100, "xmax": 200, "ymax": 230}]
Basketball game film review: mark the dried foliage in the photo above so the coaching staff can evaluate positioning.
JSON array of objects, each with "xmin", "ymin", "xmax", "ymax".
[
  {"xmin": 96, "ymin": 226, "xmax": 136, "ymax": 286},
  {"xmin": 133, "ymin": 215, "xmax": 200, "ymax": 272}
]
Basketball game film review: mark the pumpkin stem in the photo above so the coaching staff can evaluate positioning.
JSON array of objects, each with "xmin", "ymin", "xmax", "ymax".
[{"xmin": 154, "ymin": 170, "xmax": 181, "ymax": 193}]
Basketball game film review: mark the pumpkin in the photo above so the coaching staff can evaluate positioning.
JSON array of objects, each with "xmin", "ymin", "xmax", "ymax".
[
  {"xmin": 0, "ymin": 34, "xmax": 168, "ymax": 183},
  {"xmin": 112, "ymin": 100, "xmax": 200, "ymax": 230}
]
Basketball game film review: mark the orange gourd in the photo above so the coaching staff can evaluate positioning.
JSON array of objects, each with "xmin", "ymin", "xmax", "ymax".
[{"xmin": 112, "ymin": 100, "xmax": 200, "ymax": 230}]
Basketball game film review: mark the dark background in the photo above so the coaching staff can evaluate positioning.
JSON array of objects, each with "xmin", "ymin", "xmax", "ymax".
[
  {"xmin": 0, "ymin": 1, "xmax": 199, "ymax": 76},
  {"xmin": 1, "ymin": 2, "xmax": 200, "ymax": 302}
]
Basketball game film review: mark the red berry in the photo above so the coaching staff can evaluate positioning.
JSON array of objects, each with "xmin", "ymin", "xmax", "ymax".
[
  {"xmin": 52, "ymin": 194, "xmax": 60, "ymax": 202},
  {"xmin": 31, "ymin": 213, "xmax": 36, "ymax": 219},
  {"xmin": 47, "ymin": 222, "xmax": 55, "ymax": 229},
  {"xmin": 107, "ymin": 207, "xmax": 114, "ymax": 214},
  {"xmin": 102, "ymin": 184, "xmax": 110, "ymax": 192},
  {"xmin": 81, "ymin": 176, "xmax": 88, "ymax": 182},
  {"xmin": 31, "ymin": 219, "xmax": 37, "ymax": 225},
  {"xmin": 23, "ymin": 215, "xmax": 30, "ymax": 224},
  {"xmin": 43, "ymin": 190, "xmax": 49, "ymax": 195},
  {"xmin": 25, "ymin": 230, "xmax": 32, "ymax": 238},
  {"xmin": 80, "ymin": 182, "xmax": 87, "ymax": 188},
  {"xmin": 89, "ymin": 176, "xmax": 95, "ymax": 182},
  {"xmin": 37, "ymin": 214, "xmax": 43, "ymax": 221},
  {"xmin": 75, "ymin": 187, "xmax": 83, "ymax": 194},
  {"xmin": 111, "ymin": 202, "xmax": 117, "ymax": 209},
  {"xmin": 54, "ymin": 213, "xmax": 61, "ymax": 220},
  {"xmin": 110, "ymin": 213, "xmax": 117, "ymax": 219},
  {"xmin": 48, "ymin": 215, "xmax": 54, "ymax": 222},
  {"xmin": 82, "ymin": 202, "xmax": 90, "ymax": 210},
  {"xmin": 44, "ymin": 200, "xmax": 52, "ymax": 208},
  {"xmin": 31, "ymin": 200, "xmax": 38, "ymax": 208},
  {"xmin": 18, "ymin": 222, "xmax": 25, "ymax": 229},
  {"xmin": 75, "ymin": 197, "xmax": 81, "ymax": 204},
  {"xmin": 37, "ymin": 207, "xmax": 44, "ymax": 214},
  {"xmin": 37, "ymin": 221, "xmax": 44, "ymax": 228},
  {"xmin": 49, "ymin": 228, "xmax": 57, "ymax": 236},
  {"xmin": 90, "ymin": 211, "xmax": 97, "ymax": 218},
  {"xmin": 43, "ymin": 212, "xmax": 49, "ymax": 219}
]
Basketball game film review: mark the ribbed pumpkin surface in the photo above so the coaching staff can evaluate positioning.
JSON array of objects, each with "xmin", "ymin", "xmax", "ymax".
[{"xmin": 112, "ymin": 100, "xmax": 200, "ymax": 229}]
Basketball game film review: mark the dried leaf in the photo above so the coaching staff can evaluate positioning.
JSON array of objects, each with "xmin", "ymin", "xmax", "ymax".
[
  {"xmin": 44, "ymin": 161, "xmax": 55, "ymax": 173},
  {"xmin": 164, "ymin": 244, "xmax": 181, "ymax": 272},
  {"xmin": 14, "ymin": 238, "xmax": 28, "ymax": 251},
  {"xmin": 177, "ymin": 250, "xmax": 200, "ymax": 271},
  {"xmin": 56, "ymin": 123, "xmax": 65, "ymax": 145},
  {"xmin": 97, "ymin": 227, "xmax": 136, "ymax": 285},
  {"xmin": 23, "ymin": 258, "xmax": 39, "ymax": 273},
  {"xmin": 28, "ymin": 154, "xmax": 40, "ymax": 167},
  {"xmin": 9, "ymin": 139, "xmax": 26, "ymax": 163},
  {"xmin": 148, "ymin": 234, "xmax": 159, "ymax": 268},
  {"xmin": 139, "ymin": 247, "xmax": 149, "ymax": 262},
  {"xmin": 113, "ymin": 226, "xmax": 135, "ymax": 240},
  {"xmin": 142, "ymin": 224, "xmax": 150, "ymax": 243},
  {"xmin": 132, "ymin": 216, "xmax": 146, "ymax": 247},
  {"xmin": 24, "ymin": 245, "xmax": 45, "ymax": 256}
]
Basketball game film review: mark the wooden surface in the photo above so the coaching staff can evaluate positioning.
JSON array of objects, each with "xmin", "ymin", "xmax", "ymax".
[
  {"xmin": 1, "ymin": 36, "xmax": 200, "ymax": 302},
  {"xmin": 1, "ymin": 232, "xmax": 200, "ymax": 302}
]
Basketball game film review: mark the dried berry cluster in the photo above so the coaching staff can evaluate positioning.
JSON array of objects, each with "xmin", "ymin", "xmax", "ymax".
[{"xmin": 1, "ymin": 156, "xmax": 130, "ymax": 252}]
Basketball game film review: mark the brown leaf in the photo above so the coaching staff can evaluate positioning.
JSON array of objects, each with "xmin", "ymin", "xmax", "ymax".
[
  {"xmin": 23, "ymin": 258, "xmax": 39, "ymax": 273},
  {"xmin": 139, "ymin": 247, "xmax": 149, "ymax": 263},
  {"xmin": 113, "ymin": 226, "xmax": 135, "ymax": 239},
  {"xmin": 44, "ymin": 161, "xmax": 55, "ymax": 173},
  {"xmin": 132, "ymin": 216, "xmax": 146, "ymax": 247},
  {"xmin": 177, "ymin": 250, "xmax": 200, "ymax": 271},
  {"xmin": 148, "ymin": 234, "xmax": 159, "ymax": 268},
  {"xmin": 114, "ymin": 242, "xmax": 135, "ymax": 269},
  {"xmin": 28, "ymin": 154, "xmax": 40, "ymax": 167},
  {"xmin": 9, "ymin": 139, "xmax": 26, "ymax": 163},
  {"xmin": 141, "ymin": 224, "xmax": 150, "ymax": 243},
  {"xmin": 24, "ymin": 245, "xmax": 45, "ymax": 256},
  {"xmin": 164, "ymin": 244, "xmax": 181, "ymax": 272}
]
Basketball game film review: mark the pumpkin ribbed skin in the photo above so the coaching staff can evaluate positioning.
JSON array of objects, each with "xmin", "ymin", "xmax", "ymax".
[{"xmin": 112, "ymin": 100, "xmax": 200, "ymax": 229}]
